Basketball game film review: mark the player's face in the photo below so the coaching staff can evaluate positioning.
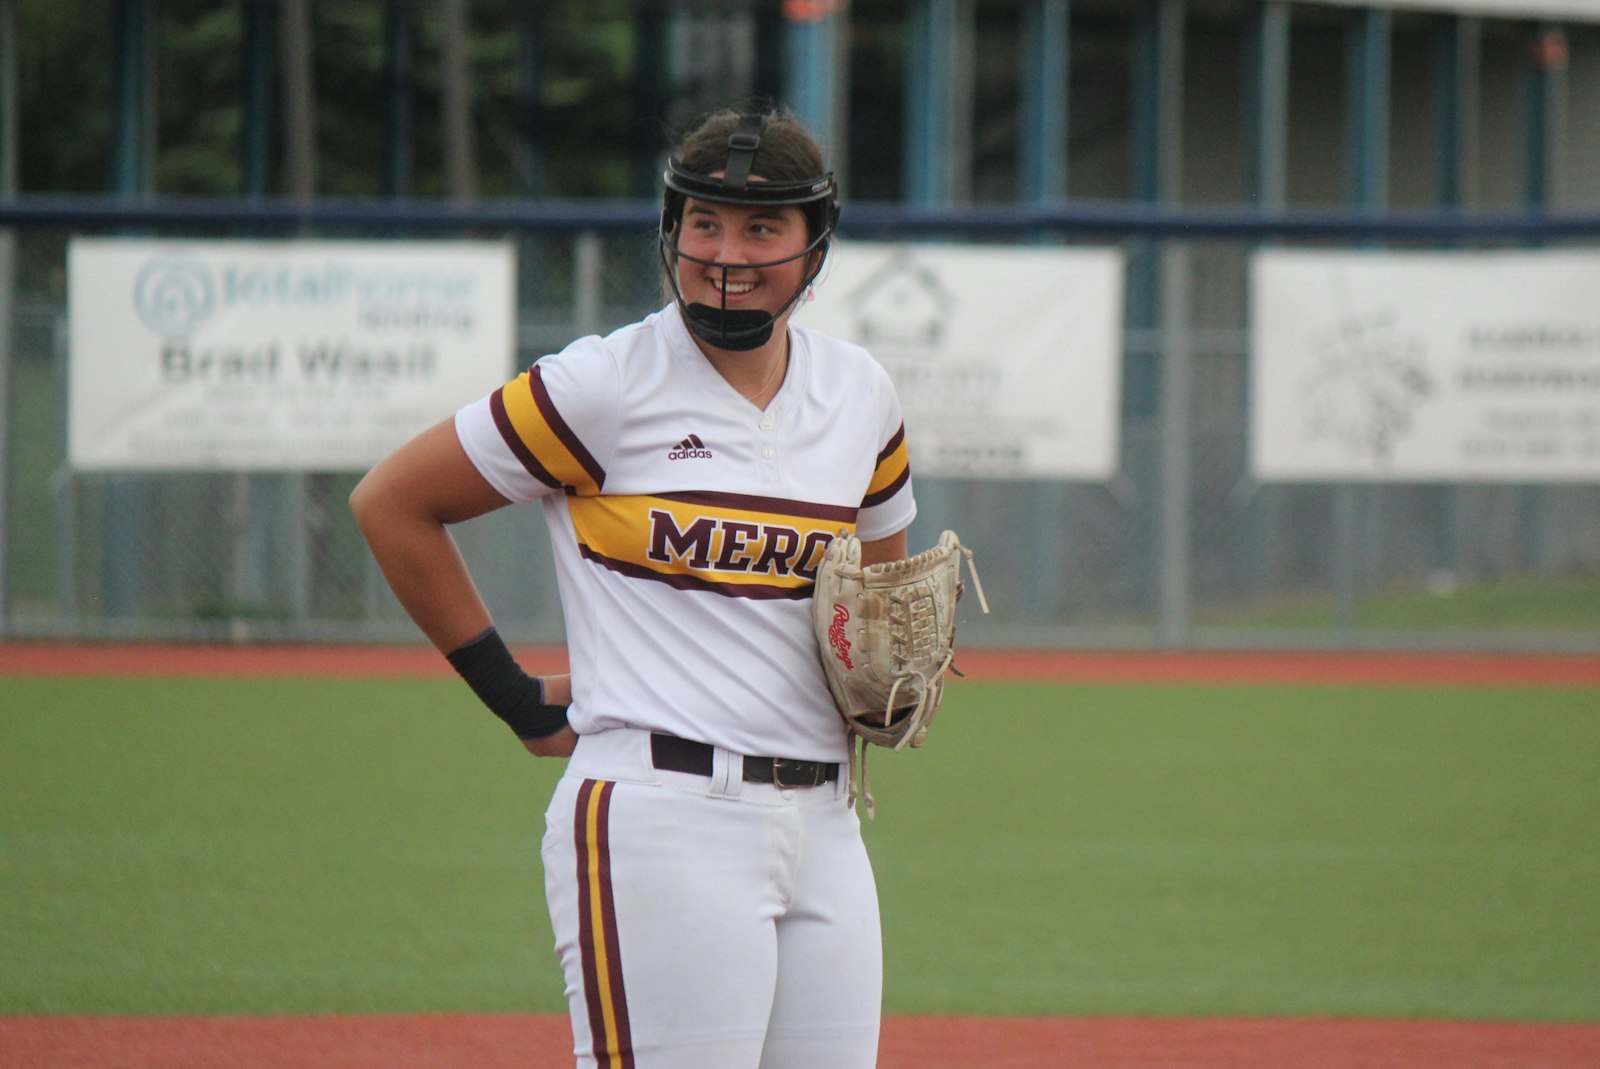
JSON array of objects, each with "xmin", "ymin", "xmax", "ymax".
[{"xmin": 673, "ymin": 196, "xmax": 815, "ymax": 318}]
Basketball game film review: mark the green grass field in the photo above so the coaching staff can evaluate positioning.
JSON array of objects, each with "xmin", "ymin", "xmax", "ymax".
[
  {"xmin": 2, "ymin": 675, "xmax": 1597, "ymax": 1023},
  {"xmin": 1194, "ymin": 574, "xmax": 1600, "ymax": 631}
]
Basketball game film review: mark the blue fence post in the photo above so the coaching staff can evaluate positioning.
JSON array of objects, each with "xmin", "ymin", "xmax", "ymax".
[
  {"xmin": 1345, "ymin": 9, "xmax": 1390, "ymax": 213},
  {"xmin": 1243, "ymin": 2, "xmax": 1288, "ymax": 212},
  {"xmin": 631, "ymin": 7, "xmax": 668, "ymax": 197},
  {"xmin": 1517, "ymin": 21, "xmax": 1565, "ymax": 571},
  {"xmin": 1016, "ymin": 0, "xmax": 1071, "ymax": 620},
  {"xmin": 1128, "ymin": 1, "xmax": 1189, "ymax": 647},
  {"xmin": 904, "ymin": 0, "xmax": 971, "ymax": 208},
  {"xmin": 1018, "ymin": 0, "xmax": 1069, "ymax": 204},
  {"xmin": 241, "ymin": 0, "xmax": 275, "ymax": 198},
  {"xmin": 783, "ymin": 9, "xmax": 843, "ymax": 164},
  {"xmin": 1522, "ymin": 21, "xmax": 1564, "ymax": 214},
  {"xmin": 228, "ymin": 0, "xmax": 279, "ymax": 629},
  {"xmin": 1432, "ymin": 16, "xmax": 1479, "ymax": 211},
  {"xmin": 1241, "ymin": 1, "xmax": 1290, "ymax": 606},
  {"xmin": 1330, "ymin": 8, "xmax": 1391, "ymax": 632},
  {"xmin": 1152, "ymin": 0, "xmax": 1189, "ymax": 649},
  {"xmin": 1431, "ymin": 16, "xmax": 1479, "ymax": 587},
  {"xmin": 103, "ymin": 0, "xmax": 155, "ymax": 622},
  {"xmin": 383, "ymin": 0, "xmax": 416, "ymax": 198},
  {"xmin": 902, "ymin": 0, "xmax": 973, "ymax": 550},
  {"xmin": 0, "ymin": 0, "xmax": 15, "ymax": 625}
]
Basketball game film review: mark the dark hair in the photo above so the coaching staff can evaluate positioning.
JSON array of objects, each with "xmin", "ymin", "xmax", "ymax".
[{"xmin": 673, "ymin": 108, "xmax": 827, "ymax": 190}]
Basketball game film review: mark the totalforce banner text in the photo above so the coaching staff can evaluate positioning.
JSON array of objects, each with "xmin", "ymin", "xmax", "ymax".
[
  {"xmin": 1251, "ymin": 249, "xmax": 1600, "ymax": 482},
  {"xmin": 69, "ymin": 239, "xmax": 515, "ymax": 472},
  {"xmin": 803, "ymin": 241, "xmax": 1124, "ymax": 481}
]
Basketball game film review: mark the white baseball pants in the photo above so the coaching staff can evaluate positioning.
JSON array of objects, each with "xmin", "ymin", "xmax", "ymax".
[{"xmin": 539, "ymin": 727, "xmax": 882, "ymax": 1069}]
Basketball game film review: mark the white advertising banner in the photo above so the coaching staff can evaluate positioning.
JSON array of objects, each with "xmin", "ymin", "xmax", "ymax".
[
  {"xmin": 68, "ymin": 239, "xmax": 515, "ymax": 471},
  {"xmin": 1295, "ymin": 0, "xmax": 1600, "ymax": 22},
  {"xmin": 802, "ymin": 241, "xmax": 1124, "ymax": 480},
  {"xmin": 1251, "ymin": 249, "xmax": 1600, "ymax": 482}
]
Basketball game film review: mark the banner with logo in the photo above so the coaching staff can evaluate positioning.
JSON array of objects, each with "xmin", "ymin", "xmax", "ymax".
[
  {"xmin": 1293, "ymin": 0, "xmax": 1599, "ymax": 24},
  {"xmin": 1251, "ymin": 249, "xmax": 1600, "ymax": 482},
  {"xmin": 68, "ymin": 239, "xmax": 515, "ymax": 471},
  {"xmin": 802, "ymin": 241, "xmax": 1124, "ymax": 480}
]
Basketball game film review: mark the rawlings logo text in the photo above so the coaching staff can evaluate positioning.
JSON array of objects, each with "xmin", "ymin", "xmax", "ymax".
[{"xmin": 828, "ymin": 604, "xmax": 854, "ymax": 668}]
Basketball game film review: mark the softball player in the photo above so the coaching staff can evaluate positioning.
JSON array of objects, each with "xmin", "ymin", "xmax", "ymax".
[{"xmin": 351, "ymin": 108, "xmax": 915, "ymax": 1068}]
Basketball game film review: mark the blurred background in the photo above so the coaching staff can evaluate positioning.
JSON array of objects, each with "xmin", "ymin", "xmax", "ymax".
[{"xmin": 1, "ymin": 0, "xmax": 1598, "ymax": 652}]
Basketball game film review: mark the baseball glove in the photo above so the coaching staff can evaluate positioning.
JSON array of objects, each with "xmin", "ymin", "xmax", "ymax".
[{"xmin": 813, "ymin": 529, "xmax": 988, "ymax": 817}]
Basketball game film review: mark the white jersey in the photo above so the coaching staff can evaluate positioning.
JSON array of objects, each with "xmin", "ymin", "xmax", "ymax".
[{"xmin": 455, "ymin": 306, "xmax": 916, "ymax": 762}]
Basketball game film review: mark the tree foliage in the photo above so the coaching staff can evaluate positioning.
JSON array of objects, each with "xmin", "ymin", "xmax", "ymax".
[
  {"xmin": 15, "ymin": 0, "xmax": 649, "ymax": 198},
  {"xmin": 17, "ymin": 0, "xmax": 113, "ymax": 192}
]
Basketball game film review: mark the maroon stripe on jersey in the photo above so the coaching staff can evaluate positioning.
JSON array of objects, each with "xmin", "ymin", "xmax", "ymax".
[
  {"xmin": 574, "ymin": 779, "xmax": 634, "ymax": 1069},
  {"xmin": 579, "ymin": 545, "xmax": 811, "ymax": 600},
  {"xmin": 529, "ymin": 365, "xmax": 608, "ymax": 491},
  {"xmin": 877, "ymin": 423, "xmax": 906, "ymax": 465},
  {"xmin": 489, "ymin": 385, "xmax": 563, "ymax": 490},
  {"xmin": 861, "ymin": 465, "xmax": 910, "ymax": 509},
  {"xmin": 652, "ymin": 489, "xmax": 858, "ymax": 524}
]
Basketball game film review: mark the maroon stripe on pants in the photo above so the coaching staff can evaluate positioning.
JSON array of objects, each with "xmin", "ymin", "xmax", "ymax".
[{"xmin": 574, "ymin": 779, "xmax": 633, "ymax": 1069}]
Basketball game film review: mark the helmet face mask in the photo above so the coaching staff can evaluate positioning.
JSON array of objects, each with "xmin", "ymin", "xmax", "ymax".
[{"xmin": 659, "ymin": 113, "xmax": 840, "ymax": 352}]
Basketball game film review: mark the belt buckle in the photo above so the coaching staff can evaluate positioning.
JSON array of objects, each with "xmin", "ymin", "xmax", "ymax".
[{"xmin": 771, "ymin": 758, "xmax": 822, "ymax": 788}]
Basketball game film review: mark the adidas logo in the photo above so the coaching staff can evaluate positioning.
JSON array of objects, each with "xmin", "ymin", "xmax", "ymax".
[{"xmin": 667, "ymin": 434, "xmax": 713, "ymax": 460}]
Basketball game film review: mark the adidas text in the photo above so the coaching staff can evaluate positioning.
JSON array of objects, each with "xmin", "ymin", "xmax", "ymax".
[{"xmin": 668, "ymin": 435, "xmax": 713, "ymax": 460}]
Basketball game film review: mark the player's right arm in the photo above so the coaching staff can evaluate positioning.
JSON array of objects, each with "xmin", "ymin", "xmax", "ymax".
[
  {"xmin": 350, "ymin": 417, "xmax": 507, "ymax": 652},
  {"xmin": 349, "ymin": 417, "xmax": 577, "ymax": 758}
]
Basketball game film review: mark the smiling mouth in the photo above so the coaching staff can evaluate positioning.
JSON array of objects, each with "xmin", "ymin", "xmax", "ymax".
[{"xmin": 711, "ymin": 278, "xmax": 758, "ymax": 297}]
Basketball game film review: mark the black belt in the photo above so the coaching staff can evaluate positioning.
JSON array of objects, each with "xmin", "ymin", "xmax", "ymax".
[{"xmin": 650, "ymin": 733, "xmax": 840, "ymax": 788}]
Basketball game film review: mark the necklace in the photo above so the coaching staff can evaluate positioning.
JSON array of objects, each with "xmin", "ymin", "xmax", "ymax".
[{"xmin": 738, "ymin": 352, "xmax": 786, "ymax": 402}]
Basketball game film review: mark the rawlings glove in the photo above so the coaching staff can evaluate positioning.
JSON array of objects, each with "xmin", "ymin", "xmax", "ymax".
[{"xmin": 812, "ymin": 529, "xmax": 988, "ymax": 817}]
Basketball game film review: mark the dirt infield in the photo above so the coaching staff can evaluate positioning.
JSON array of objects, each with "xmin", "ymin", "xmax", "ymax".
[
  {"xmin": 5, "ymin": 640, "xmax": 1600, "ymax": 687},
  {"xmin": 3, "ymin": 1013, "xmax": 1598, "ymax": 1069}
]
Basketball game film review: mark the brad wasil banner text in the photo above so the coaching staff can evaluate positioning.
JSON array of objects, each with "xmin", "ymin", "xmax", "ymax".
[{"xmin": 69, "ymin": 239, "xmax": 515, "ymax": 472}]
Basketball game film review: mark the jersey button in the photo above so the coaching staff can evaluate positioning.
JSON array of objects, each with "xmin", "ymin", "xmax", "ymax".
[
  {"xmin": 759, "ymin": 419, "xmax": 774, "ymax": 432},
  {"xmin": 761, "ymin": 446, "xmax": 775, "ymax": 460}
]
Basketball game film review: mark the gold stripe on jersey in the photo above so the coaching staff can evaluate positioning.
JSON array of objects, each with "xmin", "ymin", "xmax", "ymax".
[
  {"xmin": 862, "ymin": 423, "xmax": 910, "ymax": 508},
  {"xmin": 569, "ymin": 491, "xmax": 857, "ymax": 600},
  {"xmin": 493, "ymin": 366, "xmax": 605, "ymax": 495}
]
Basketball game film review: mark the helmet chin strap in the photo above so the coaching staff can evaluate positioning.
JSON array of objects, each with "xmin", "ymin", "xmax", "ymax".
[{"xmin": 683, "ymin": 304, "xmax": 776, "ymax": 351}]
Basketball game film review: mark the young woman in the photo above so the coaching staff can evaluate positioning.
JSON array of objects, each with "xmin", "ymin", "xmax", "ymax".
[{"xmin": 351, "ymin": 108, "xmax": 916, "ymax": 1069}]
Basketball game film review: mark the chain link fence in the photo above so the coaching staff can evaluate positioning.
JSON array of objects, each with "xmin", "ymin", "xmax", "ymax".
[{"xmin": 4, "ymin": 216, "xmax": 1598, "ymax": 651}]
